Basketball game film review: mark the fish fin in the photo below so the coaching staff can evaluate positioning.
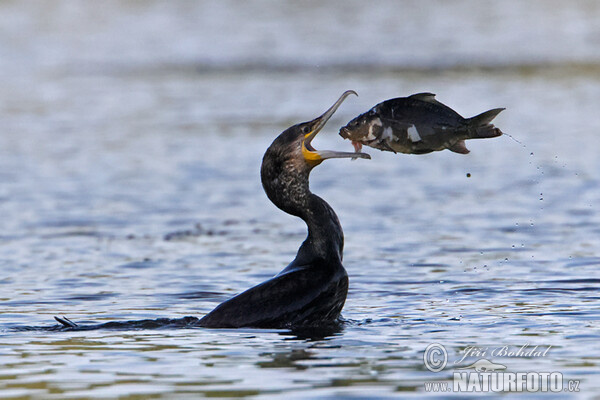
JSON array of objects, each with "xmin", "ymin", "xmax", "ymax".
[
  {"xmin": 467, "ymin": 108, "xmax": 505, "ymax": 138},
  {"xmin": 378, "ymin": 139, "xmax": 397, "ymax": 153},
  {"xmin": 408, "ymin": 93, "xmax": 463, "ymax": 117},
  {"xmin": 408, "ymin": 92, "xmax": 437, "ymax": 102},
  {"xmin": 449, "ymin": 140, "xmax": 470, "ymax": 154}
]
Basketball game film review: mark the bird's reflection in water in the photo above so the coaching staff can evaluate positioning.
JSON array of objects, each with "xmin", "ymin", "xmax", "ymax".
[
  {"xmin": 257, "ymin": 349, "xmax": 315, "ymax": 370},
  {"xmin": 285, "ymin": 321, "xmax": 345, "ymax": 341}
]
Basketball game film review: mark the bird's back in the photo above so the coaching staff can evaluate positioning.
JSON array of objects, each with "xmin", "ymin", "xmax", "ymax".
[{"xmin": 198, "ymin": 262, "xmax": 348, "ymax": 328}]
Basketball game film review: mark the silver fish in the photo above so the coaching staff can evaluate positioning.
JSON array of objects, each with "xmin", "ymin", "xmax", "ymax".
[{"xmin": 339, "ymin": 93, "xmax": 504, "ymax": 155}]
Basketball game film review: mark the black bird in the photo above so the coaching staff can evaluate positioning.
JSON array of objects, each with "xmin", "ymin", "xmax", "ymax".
[
  {"xmin": 198, "ymin": 91, "xmax": 370, "ymax": 329},
  {"xmin": 52, "ymin": 91, "xmax": 368, "ymax": 332}
]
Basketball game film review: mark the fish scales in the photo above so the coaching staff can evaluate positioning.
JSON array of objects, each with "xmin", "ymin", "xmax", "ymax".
[{"xmin": 340, "ymin": 93, "xmax": 505, "ymax": 155}]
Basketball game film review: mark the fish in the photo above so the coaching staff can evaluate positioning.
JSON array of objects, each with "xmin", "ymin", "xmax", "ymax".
[{"xmin": 339, "ymin": 93, "xmax": 505, "ymax": 155}]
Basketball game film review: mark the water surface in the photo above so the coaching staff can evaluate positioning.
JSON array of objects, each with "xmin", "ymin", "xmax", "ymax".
[{"xmin": 1, "ymin": 1, "xmax": 599, "ymax": 398}]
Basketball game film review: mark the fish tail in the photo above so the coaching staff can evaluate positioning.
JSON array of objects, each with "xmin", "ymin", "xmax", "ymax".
[{"xmin": 466, "ymin": 108, "xmax": 505, "ymax": 138}]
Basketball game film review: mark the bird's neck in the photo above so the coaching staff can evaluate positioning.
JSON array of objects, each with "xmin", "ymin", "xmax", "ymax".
[
  {"xmin": 262, "ymin": 169, "xmax": 344, "ymax": 265},
  {"xmin": 300, "ymin": 192, "xmax": 344, "ymax": 263}
]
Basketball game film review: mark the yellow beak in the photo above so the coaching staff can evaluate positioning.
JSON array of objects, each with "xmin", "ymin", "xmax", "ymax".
[{"xmin": 301, "ymin": 90, "xmax": 371, "ymax": 166}]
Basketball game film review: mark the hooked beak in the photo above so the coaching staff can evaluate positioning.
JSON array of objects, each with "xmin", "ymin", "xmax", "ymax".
[{"xmin": 302, "ymin": 90, "xmax": 371, "ymax": 166}]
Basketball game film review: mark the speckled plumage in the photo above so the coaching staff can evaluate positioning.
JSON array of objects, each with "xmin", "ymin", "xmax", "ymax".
[{"xmin": 199, "ymin": 100, "xmax": 356, "ymax": 329}]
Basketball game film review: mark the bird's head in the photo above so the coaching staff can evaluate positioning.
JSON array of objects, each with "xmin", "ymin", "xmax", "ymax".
[
  {"xmin": 263, "ymin": 90, "xmax": 370, "ymax": 170},
  {"xmin": 297, "ymin": 90, "xmax": 371, "ymax": 168},
  {"xmin": 261, "ymin": 91, "xmax": 370, "ymax": 215}
]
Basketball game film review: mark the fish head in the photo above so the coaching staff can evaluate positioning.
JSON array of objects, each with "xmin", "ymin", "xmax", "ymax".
[{"xmin": 339, "ymin": 111, "xmax": 374, "ymax": 142}]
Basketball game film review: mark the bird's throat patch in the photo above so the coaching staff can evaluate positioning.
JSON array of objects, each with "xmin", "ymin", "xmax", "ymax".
[{"xmin": 302, "ymin": 138, "xmax": 323, "ymax": 166}]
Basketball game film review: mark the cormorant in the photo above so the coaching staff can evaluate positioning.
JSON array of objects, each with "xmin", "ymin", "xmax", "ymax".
[
  {"xmin": 51, "ymin": 91, "xmax": 369, "ymax": 332},
  {"xmin": 198, "ymin": 91, "xmax": 370, "ymax": 329}
]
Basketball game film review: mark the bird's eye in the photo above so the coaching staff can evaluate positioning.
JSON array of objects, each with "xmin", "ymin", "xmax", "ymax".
[{"xmin": 302, "ymin": 126, "xmax": 311, "ymax": 134}]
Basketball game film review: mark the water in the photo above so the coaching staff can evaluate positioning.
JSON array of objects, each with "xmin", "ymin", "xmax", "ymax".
[{"xmin": 1, "ymin": 1, "xmax": 600, "ymax": 398}]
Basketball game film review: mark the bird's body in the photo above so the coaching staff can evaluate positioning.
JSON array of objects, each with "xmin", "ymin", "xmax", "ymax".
[
  {"xmin": 52, "ymin": 91, "xmax": 368, "ymax": 332},
  {"xmin": 199, "ymin": 91, "xmax": 369, "ymax": 329},
  {"xmin": 339, "ymin": 93, "xmax": 504, "ymax": 155},
  {"xmin": 197, "ymin": 260, "xmax": 348, "ymax": 328},
  {"xmin": 198, "ymin": 179, "xmax": 350, "ymax": 328}
]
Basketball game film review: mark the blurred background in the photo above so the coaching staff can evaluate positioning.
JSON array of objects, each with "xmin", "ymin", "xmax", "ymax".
[{"xmin": 1, "ymin": 1, "xmax": 599, "ymax": 398}]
